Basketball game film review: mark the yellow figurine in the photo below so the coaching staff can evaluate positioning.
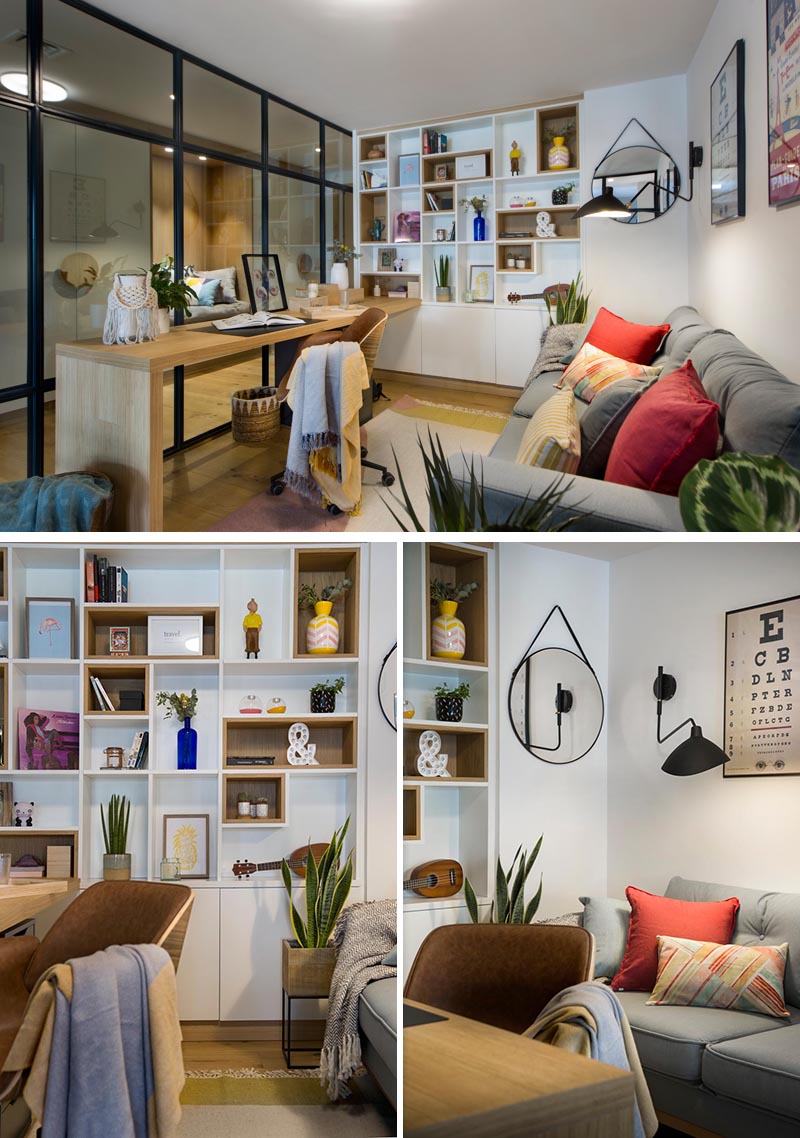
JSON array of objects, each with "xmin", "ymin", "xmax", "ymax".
[
  {"xmin": 243, "ymin": 598, "xmax": 263, "ymax": 659},
  {"xmin": 509, "ymin": 140, "xmax": 521, "ymax": 176}
]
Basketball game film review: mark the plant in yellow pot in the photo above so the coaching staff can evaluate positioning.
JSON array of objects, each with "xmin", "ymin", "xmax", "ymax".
[
  {"xmin": 544, "ymin": 125, "xmax": 573, "ymax": 171},
  {"xmin": 430, "ymin": 578, "xmax": 479, "ymax": 660},
  {"xmin": 298, "ymin": 579, "xmax": 352, "ymax": 654}
]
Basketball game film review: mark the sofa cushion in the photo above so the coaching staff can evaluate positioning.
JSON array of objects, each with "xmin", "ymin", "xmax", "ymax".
[
  {"xmin": 703, "ymin": 1022, "xmax": 800, "ymax": 1122},
  {"xmin": 514, "ymin": 369, "xmax": 587, "ymax": 420},
  {"xmin": 184, "ymin": 300, "xmax": 250, "ymax": 325},
  {"xmin": 578, "ymin": 379, "xmax": 655, "ymax": 479},
  {"xmin": 690, "ymin": 332, "xmax": 800, "ymax": 466},
  {"xmin": 359, "ymin": 976, "xmax": 397, "ymax": 1055},
  {"xmin": 579, "ymin": 896, "xmax": 630, "ymax": 977},
  {"xmin": 195, "ymin": 266, "xmax": 239, "ymax": 304},
  {"xmin": 559, "ymin": 342, "xmax": 661, "ymax": 404},
  {"xmin": 525, "ymin": 322, "xmax": 585, "ymax": 385},
  {"xmin": 515, "ymin": 389, "xmax": 581, "ymax": 473},
  {"xmin": 585, "ymin": 306, "xmax": 671, "ymax": 364},
  {"xmin": 187, "ymin": 277, "xmax": 222, "ymax": 306},
  {"xmin": 616, "ymin": 990, "xmax": 799, "ymax": 1082},
  {"xmin": 604, "ymin": 361, "xmax": 720, "ymax": 496},
  {"xmin": 491, "ymin": 414, "xmax": 528, "ymax": 462},
  {"xmin": 648, "ymin": 936, "xmax": 791, "ymax": 1018}
]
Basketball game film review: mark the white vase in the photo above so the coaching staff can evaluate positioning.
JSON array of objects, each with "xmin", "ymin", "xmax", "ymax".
[
  {"xmin": 157, "ymin": 308, "xmax": 171, "ymax": 335},
  {"xmin": 330, "ymin": 262, "xmax": 349, "ymax": 291}
]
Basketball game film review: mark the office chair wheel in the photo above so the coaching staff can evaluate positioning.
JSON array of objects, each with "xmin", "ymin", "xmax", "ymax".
[
  {"xmin": 381, "ymin": 472, "xmax": 395, "ymax": 487},
  {"xmin": 270, "ymin": 482, "xmax": 284, "ymax": 496},
  {"xmin": 327, "ymin": 504, "xmax": 342, "ymax": 516},
  {"xmin": 361, "ymin": 446, "xmax": 368, "ymax": 459}
]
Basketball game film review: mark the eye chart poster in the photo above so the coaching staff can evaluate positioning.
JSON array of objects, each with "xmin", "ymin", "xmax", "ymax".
[{"xmin": 724, "ymin": 595, "xmax": 799, "ymax": 776}]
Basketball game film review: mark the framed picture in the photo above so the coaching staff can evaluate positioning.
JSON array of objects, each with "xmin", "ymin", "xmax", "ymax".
[
  {"xmin": 767, "ymin": 0, "xmax": 800, "ymax": 206},
  {"xmin": 241, "ymin": 253, "xmax": 287, "ymax": 312},
  {"xmin": 109, "ymin": 627, "xmax": 131, "ymax": 657},
  {"xmin": 25, "ymin": 598, "xmax": 75, "ymax": 659},
  {"xmin": 379, "ymin": 247, "xmax": 396, "ymax": 270},
  {"xmin": 469, "ymin": 265, "xmax": 495, "ymax": 302},
  {"xmin": 434, "ymin": 163, "xmax": 449, "ymax": 182},
  {"xmin": 723, "ymin": 593, "xmax": 799, "ymax": 777},
  {"xmin": 393, "ymin": 211, "xmax": 420, "ymax": 243},
  {"xmin": 711, "ymin": 40, "xmax": 746, "ymax": 223},
  {"xmin": 147, "ymin": 615, "xmax": 204, "ymax": 657},
  {"xmin": 398, "ymin": 154, "xmax": 420, "ymax": 186},
  {"xmin": 49, "ymin": 171, "xmax": 106, "ymax": 242},
  {"xmin": 163, "ymin": 814, "xmax": 209, "ymax": 879},
  {"xmin": 18, "ymin": 708, "xmax": 80, "ymax": 770}
]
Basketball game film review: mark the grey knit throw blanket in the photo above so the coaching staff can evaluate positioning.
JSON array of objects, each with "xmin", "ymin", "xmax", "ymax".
[{"xmin": 319, "ymin": 899, "xmax": 397, "ymax": 1101}]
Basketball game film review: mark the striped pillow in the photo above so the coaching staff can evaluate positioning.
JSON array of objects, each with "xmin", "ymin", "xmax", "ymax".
[
  {"xmin": 515, "ymin": 389, "xmax": 581, "ymax": 473},
  {"xmin": 647, "ymin": 936, "xmax": 790, "ymax": 1019},
  {"xmin": 557, "ymin": 341, "xmax": 661, "ymax": 404}
]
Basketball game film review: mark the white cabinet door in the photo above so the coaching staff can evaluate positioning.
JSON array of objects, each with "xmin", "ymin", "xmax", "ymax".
[
  {"xmin": 495, "ymin": 307, "xmax": 548, "ymax": 389},
  {"xmin": 376, "ymin": 307, "xmax": 422, "ymax": 374},
  {"xmin": 177, "ymin": 887, "xmax": 220, "ymax": 1021},
  {"xmin": 421, "ymin": 306, "xmax": 496, "ymax": 383}
]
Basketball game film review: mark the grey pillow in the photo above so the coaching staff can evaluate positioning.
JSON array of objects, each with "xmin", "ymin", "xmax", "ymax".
[
  {"xmin": 382, "ymin": 945, "xmax": 397, "ymax": 967},
  {"xmin": 579, "ymin": 896, "xmax": 630, "ymax": 978},
  {"xmin": 561, "ymin": 324, "xmax": 591, "ymax": 366},
  {"xmin": 195, "ymin": 266, "xmax": 238, "ymax": 304},
  {"xmin": 526, "ymin": 322, "xmax": 585, "ymax": 386},
  {"xmin": 578, "ymin": 378, "xmax": 655, "ymax": 479}
]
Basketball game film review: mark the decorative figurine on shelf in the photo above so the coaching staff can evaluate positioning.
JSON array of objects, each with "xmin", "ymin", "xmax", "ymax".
[
  {"xmin": 509, "ymin": 140, "xmax": 522, "ymax": 176},
  {"xmin": 369, "ymin": 217, "xmax": 385, "ymax": 242},
  {"xmin": 239, "ymin": 694, "xmax": 264, "ymax": 715},
  {"xmin": 13, "ymin": 802, "xmax": 35, "ymax": 828},
  {"xmin": 509, "ymin": 195, "xmax": 523, "ymax": 209},
  {"xmin": 243, "ymin": 598, "xmax": 262, "ymax": 660},
  {"xmin": 392, "ymin": 256, "xmax": 405, "ymax": 273},
  {"xmin": 524, "ymin": 196, "xmax": 537, "ymax": 208},
  {"xmin": 416, "ymin": 730, "xmax": 451, "ymax": 778},
  {"xmin": 367, "ymin": 144, "xmax": 385, "ymax": 159},
  {"xmin": 268, "ymin": 697, "xmax": 287, "ymax": 714},
  {"xmin": 287, "ymin": 722, "xmax": 318, "ymax": 766},
  {"xmin": 536, "ymin": 211, "xmax": 557, "ymax": 238},
  {"xmin": 403, "ymin": 699, "xmax": 416, "ymax": 720}
]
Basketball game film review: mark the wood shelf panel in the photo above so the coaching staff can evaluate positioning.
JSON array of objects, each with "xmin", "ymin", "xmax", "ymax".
[
  {"xmin": 425, "ymin": 544, "xmax": 489, "ymax": 668},
  {"xmin": 0, "ymin": 829, "xmax": 79, "ymax": 879},
  {"xmin": 84, "ymin": 663, "xmax": 150, "ymax": 715},
  {"xmin": 403, "ymin": 724, "xmax": 488, "ymax": 781},
  {"xmin": 537, "ymin": 103, "xmax": 580, "ymax": 175},
  {"xmin": 360, "ymin": 135, "xmax": 386, "ymax": 163},
  {"xmin": 84, "ymin": 606, "xmax": 219, "ymax": 660},
  {"xmin": 0, "ymin": 663, "xmax": 7, "ymax": 772},
  {"xmin": 0, "ymin": 548, "xmax": 6, "ymax": 601},
  {"xmin": 293, "ymin": 548, "xmax": 360, "ymax": 659},
  {"xmin": 222, "ymin": 772, "xmax": 285, "ymax": 824},
  {"xmin": 223, "ymin": 716, "xmax": 357, "ymax": 770},
  {"xmin": 403, "ymin": 785, "xmax": 421, "ymax": 841}
]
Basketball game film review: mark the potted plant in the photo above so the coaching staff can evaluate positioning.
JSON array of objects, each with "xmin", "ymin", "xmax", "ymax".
[
  {"xmin": 101, "ymin": 793, "xmax": 131, "ymax": 880},
  {"xmin": 465, "ymin": 835, "xmax": 543, "ymax": 924},
  {"xmin": 552, "ymin": 182, "xmax": 576, "ymax": 206},
  {"xmin": 148, "ymin": 256, "xmax": 197, "ymax": 335},
  {"xmin": 430, "ymin": 578, "xmax": 478, "ymax": 661},
  {"xmin": 298, "ymin": 579, "xmax": 352, "ymax": 655},
  {"xmin": 679, "ymin": 454, "xmax": 800, "ymax": 532},
  {"xmin": 434, "ymin": 254, "xmax": 451, "ymax": 302},
  {"xmin": 310, "ymin": 675, "xmax": 345, "ymax": 714},
  {"xmin": 545, "ymin": 273, "xmax": 590, "ymax": 326},
  {"xmin": 327, "ymin": 241, "xmax": 361, "ymax": 291},
  {"xmin": 255, "ymin": 796, "xmax": 269, "ymax": 819},
  {"xmin": 460, "ymin": 195, "xmax": 489, "ymax": 241},
  {"xmin": 543, "ymin": 124, "xmax": 573, "ymax": 170},
  {"xmin": 237, "ymin": 791, "xmax": 252, "ymax": 818},
  {"xmin": 434, "ymin": 681, "xmax": 470, "ymax": 723},
  {"xmin": 156, "ymin": 688, "xmax": 198, "ymax": 770},
  {"xmin": 281, "ymin": 818, "xmax": 353, "ymax": 997}
]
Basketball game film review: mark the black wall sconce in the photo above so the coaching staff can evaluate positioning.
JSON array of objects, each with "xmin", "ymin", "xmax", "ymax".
[{"xmin": 654, "ymin": 666, "xmax": 728, "ymax": 776}]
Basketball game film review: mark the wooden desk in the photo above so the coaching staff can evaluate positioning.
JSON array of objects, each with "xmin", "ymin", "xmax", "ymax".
[
  {"xmin": 55, "ymin": 297, "xmax": 419, "ymax": 531},
  {"xmin": 404, "ymin": 1000, "xmax": 634, "ymax": 1138},
  {"xmin": 0, "ymin": 880, "xmax": 76, "ymax": 932}
]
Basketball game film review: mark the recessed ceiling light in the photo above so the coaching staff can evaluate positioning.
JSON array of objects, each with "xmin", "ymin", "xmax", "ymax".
[
  {"xmin": 170, "ymin": 93, "xmax": 175, "ymax": 100},
  {"xmin": 1, "ymin": 71, "xmax": 67, "ymax": 101},
  {"xmin": 198, "ymin": 155, "xmax": 207, "ymax": 161},
  {"xmin": 164, "ymin": 146, "xmax": 174, "ymax": 153},
  {"xmin": 315, "ymin": 147, "xmax": 321, "ymax": 152}
]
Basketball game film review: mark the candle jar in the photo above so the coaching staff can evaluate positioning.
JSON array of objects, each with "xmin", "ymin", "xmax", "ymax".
[
  {"xmin": 506, "ymin": 255, "xmax": 516, "ymax": 269},
  {"xmin": 516, "ymin": 258, "xmax": 527, "ymax": 270},
  {"xmin": 160, "ymin": 858, "xmax": 181, "ymax": 882},
  {"xmin": 103, "ymin": 746, "xmax": 125, "ymax": 770}
]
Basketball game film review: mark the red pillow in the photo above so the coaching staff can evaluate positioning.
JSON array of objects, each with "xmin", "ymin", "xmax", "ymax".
[
  {"xmin": 612, "ymin": 886, "xmax": 740, "ymax": 991},
  {"xmin": 604, "ymin": 360, "xmax": 719, "ymax": 495},
  {"xmin": 586, "ymin": 307, "xmax": 670, "ymax": 364}
]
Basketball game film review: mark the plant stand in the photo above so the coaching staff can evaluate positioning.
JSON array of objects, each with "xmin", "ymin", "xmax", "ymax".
[
  {"xmin": 281, "ymin": 988, "xmax": 330, "ymax": 1069},
  {"xmin": 281, "ymin": 939, "xmax": 336, "ymax": 1068}
]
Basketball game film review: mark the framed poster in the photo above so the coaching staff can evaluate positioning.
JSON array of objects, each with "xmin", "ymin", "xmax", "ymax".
[
  {"xmin": 767, "ymin": 0, "xmax": 800, "ymax": 206},
  {"xmin": 723, "ymin": 594, "xmax": 799, "ymax": 776},
  {"xmin": 241, "ymin": 253, "xmax": 287, "ymax": 312},
  {"xmin": 711, "ymin": 40, "xmax": 746, "ymax": 223},
  {"xmin": 147, "ymin": 615, "xmax": 204, "ymax": 657},
  {"xmin": 163, "ymin": 814, "xmax": 209, "ymax": 879},
  {"xmin": 469, "ymin": 264, "xmax": 494, "ymax": 302},
  {"xmin": 49, "ymin": 171, "xmax": 106, "ymax": 242},
  {"xmin": 25, "ymin": 598, "xmax": 75, "ymax": 659},
  {"xmin": 393, "ymin": 211, "xmax": 420, "ymax": 243},
  {"xmin": 18, "ymin": 708, "xmax": 80, "ymax": 770},
  {"xmin": 398, "ymin": 154, "xmax": 420, "ymax": 186}
]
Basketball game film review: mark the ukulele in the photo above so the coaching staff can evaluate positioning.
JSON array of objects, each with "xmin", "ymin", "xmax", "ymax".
[
  {"xmin": 232, "ymin": 842, "xmax": 330, "ymax": 879},
  {"xmin": 507, "ymin": 282, "xmax": 571, "ymax": 305},
  {"xmin": 403, "ymin": 859, "xmax": 463, "ymax": 898}
]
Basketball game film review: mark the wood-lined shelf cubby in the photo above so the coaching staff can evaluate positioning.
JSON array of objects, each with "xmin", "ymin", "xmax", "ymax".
[
  {"xmin": 537, "ymin": 103, "xmax": 580, "ymax": 175},
  {"xmin": 423, "ymin": 184, "xmax": 455, "ymax": 213},
  {"xmin": 359, "ymin": 191, "xmax": 388, "ymax": 245},
  {"xmin": 294, "ymin": 548, "xmax": 360, "ymax": 659},
  {"xmin": 0, "ymin": 664, "xmax": 7, "ymax": 770},
  {"xmin": 403, "ymin": 785, "xmax": 421, "ymax": 841},
  {"xmin": 425, "ymin": 543, "xmax": 488, "ymax": 667},
  {"xmin": 0, "ymin": 828, "xmax": 79, "ymax": 881},
  {"xmin": 403, "ymin": 724, "xmax": 488, "ymax": 783},
  {"xmin": 223, "ymin": 715, "xmax": 357, "ymax": 770},
  {"xmin": 0, "ymin": 548, "xmax": 7, "ymax": 600},
  {"xmin": 222, "ymin": 773, "xmax": 286, "ymax": 825},
  {"xmin": 84, "ymin": 606, "xmax": 219, "ymax": 660},
  {"xmin": 359, "ymin": 134, "xmax": 386, "ymax": 163},
  {"xmin": 84, "ymin": 663, "xmax": 150, "ymax": 715}
]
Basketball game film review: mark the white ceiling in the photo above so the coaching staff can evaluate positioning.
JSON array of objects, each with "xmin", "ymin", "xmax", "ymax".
[
  {"xmin": 528, "ymin": 542, "xmax": 661, "ymax": 561},
  {"xmin": 87, "ymin": 0, "xmax": 717, "ymax": 131}
]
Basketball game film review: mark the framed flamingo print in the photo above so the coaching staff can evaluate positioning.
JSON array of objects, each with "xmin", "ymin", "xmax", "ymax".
[{"xmin": 25, "ymin": 598, "xmax": 76, "ymax": 659}]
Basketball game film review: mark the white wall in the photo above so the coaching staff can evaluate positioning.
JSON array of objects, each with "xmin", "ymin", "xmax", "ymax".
[
  {"xmin": 497, "ymin": 544, "xmax": 609, "ymax": 918},
  {"xmin": 687, "ymin": 0, "xmax": 799, "ymax": 380},
  {"xmin": 607, "ymin": 542, "xmax": 800, "ymax": 898},
  {"xmin": 582, "ymin": 75, "xmax": 690, "ymax": 322}
]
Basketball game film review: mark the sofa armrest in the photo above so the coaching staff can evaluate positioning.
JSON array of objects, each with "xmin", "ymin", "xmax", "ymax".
[{"xmin": 446, "ymin": 455, "xmax": 685, "ymax": 532}]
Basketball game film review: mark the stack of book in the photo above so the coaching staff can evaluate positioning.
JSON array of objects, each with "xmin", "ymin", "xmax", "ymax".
[
  {"xmin": 128, "ymin": 730, "xmax": 149, "ymax": 769},
  {"xmin": 360, "ymin": 170, "xmax": 387, "ymax": 189},
  {"xmin": 86, "ymin": 556, "xmax": 128, "ymax": 603},
  {"xmin": 89, "ymin": 673, "xmax": 116, "ymax": 712},
  {"xmin": 422, "ymin": 129, "xmax": 447, "ymax": 154},
  {"xmin": 10, "ymin": 857, "xmax": 45, "ymax": 878}
]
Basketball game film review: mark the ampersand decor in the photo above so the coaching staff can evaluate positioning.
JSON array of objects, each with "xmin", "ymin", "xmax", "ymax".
[
  {"xmin": 287, "ymin": 722, "xmax": 318, "ymax": 766},
  {"xmin": 416, "ymin": 729, "xmax": 451, "ymax": 778}
]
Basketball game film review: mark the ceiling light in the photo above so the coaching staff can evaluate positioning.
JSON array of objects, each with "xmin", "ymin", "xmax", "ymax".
[
  {"xmin": 198, "ymin": 155, "xmax": 207, "ymax": 161},
  {"xmin": 164, "ymin": 147, "xmax": 174, "ymax": 153},
  {"xmin": 170, "ymin": 93, "xmax": 175, "ymax": 100},
  {"xmin": 315, "ymin": 147, "xmax": 321, "ymax": 152},
  {"xmin": 1, "ymin": 71, "xmax": 68, "ymax": 101}
]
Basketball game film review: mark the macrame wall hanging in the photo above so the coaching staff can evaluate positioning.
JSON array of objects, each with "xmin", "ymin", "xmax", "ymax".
[{"xmin": 103, "ymin": 271, "xmax": 159, "ymax": 345}]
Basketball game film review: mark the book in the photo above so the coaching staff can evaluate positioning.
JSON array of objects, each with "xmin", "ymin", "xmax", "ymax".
[
  {"xmin": 89, "ymin": 675, "xmax": 115, "ymax": 713},
  {"xmin": 130, "ymin": 730, "xmax": 149, "ymax": 770},
  {"xmin": 0, "ymin": 781, "xmax": 13, "ymax": 827},
  {"xmin": 213, "ymin": 312, "xmax": 305, "ymax": 330},
  {"xmin": 10, "ymin": 865, "xmax": 45, "ymax": 878},
  {"xmin": 226, "ymin": 755, "xmax": 276, "ymax": 767},
  {"xmin": 18, "ymin": 709, "xmax": 80, "ymax": 770},
  {"xmin": 85, "ymin": 559, "xmax": 95, "ymax": 603},
  {"xmin": 422, "ymin": 130, "xmax": 429, "ymax": 155},
  {"xmin": 440, "ymin": 134, "xmax": 447, "ymax": 153}
]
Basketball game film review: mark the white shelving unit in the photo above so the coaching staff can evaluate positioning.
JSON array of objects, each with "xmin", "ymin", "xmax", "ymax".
[{"xmin": 0, "ymin": 542, "xmax": 385, "ymax": 1026}]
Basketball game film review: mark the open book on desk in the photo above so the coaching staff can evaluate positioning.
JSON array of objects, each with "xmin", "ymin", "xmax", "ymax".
[{"xmin": 213, "ymin": 311, "xmax": 306, "ymax": 330}]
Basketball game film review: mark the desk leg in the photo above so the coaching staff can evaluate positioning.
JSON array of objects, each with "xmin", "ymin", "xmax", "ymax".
[{"xmin": 55, "ymin": 356, "xmax": 163, "ymax": 531}]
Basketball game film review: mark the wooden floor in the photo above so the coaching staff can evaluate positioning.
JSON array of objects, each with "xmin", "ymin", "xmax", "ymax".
[
  {"xmin": 182, "ymin": 1038, "xmax": 296, "ymax": 1072},
  {"xmin": 0, "ymin": 362, "xmax": 518, "ymax": 530}
]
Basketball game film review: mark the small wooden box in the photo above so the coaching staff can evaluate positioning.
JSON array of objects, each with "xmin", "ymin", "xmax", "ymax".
[
  {"xmin": 46, "ymin": 845, "xmax": 72, "ymax": 879},
  {"xmin": 281, "ymin": 938, "xmax": 336, "ymax": 997},
  {"xmin": 287, "ymin": 295, "xmax": 325, "ymax": 313}
]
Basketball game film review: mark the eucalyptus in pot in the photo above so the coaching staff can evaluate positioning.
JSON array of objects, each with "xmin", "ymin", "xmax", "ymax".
[
  {"xmin": 327, "ymin": 241, "xmax": 361, "ymax": 292},
  {"xmin": 101, "ymin": 794, "xmax": 131, "ymax": 880},
  {"xmin": 149, "ymin": 256, "xmax": 197, "ymax": 335},
  {"xmin": 434, "ymin": 681, "xmax": 470, "ymax": 723},
  {"xmin": 156, "ymin": 688, "xmax": 198, "ymax": 770},
  {"xmin": 310, "ymin": 675, "xmax": 345, "ymax": 714},
  {"xmin": 298, "ymin": 579, "xmax": 352, "ymax": 655}
]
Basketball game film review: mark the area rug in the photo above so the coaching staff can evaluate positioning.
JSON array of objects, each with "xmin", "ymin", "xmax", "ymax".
[{"xmin": 209, "ymin": 395, "xmax": 508, "ymax": 533}]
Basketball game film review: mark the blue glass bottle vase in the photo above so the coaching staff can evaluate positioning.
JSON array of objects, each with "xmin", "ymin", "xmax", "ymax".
[
  {"xmin": 177, "ymin": 717, "xmax": 197, "ymax": 770},
  {"xmin": 473, "ymin": 211, "xmax": 486, "ymax": 242}
]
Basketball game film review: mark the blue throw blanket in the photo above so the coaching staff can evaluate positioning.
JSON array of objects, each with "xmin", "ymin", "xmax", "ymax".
[
  {"xmin": 0, "ymin": 474, "xmax": 112, "ymax": 531},
  {"xmin": 42, "ymin": 945, "xmax": 177, "ymax": 1138}
]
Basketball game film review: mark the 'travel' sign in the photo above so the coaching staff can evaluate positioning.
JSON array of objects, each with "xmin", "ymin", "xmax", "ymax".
[{"xmin": 724, "ymin": 595, "xmax": 799, "ymax": 777}]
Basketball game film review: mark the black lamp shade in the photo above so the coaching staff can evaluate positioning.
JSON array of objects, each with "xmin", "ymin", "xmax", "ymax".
[
  {"xmin": 573, "ymin": 187, "xmax": 630, "ymax": 221},
  {"xmin": 89, "ymin": 221, "xmax": 120, "ymax": 239},
  {"xmin": 661, "ymin": 725, "xmax": 729, "ymax": 777}
]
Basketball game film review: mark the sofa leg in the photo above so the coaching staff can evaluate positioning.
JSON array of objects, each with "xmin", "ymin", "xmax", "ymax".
[{"xmin": 656, "ymin": 1109, "xmax": 725, "ymax": 1138}]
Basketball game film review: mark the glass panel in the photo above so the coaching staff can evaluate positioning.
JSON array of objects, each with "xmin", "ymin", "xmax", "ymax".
[
  {"xmin": 269, "ymin": 102, "xmax": 320, "ymax": 176},
  {"xmin": 325, "ymin": 126, "xmax": 353, "ymax": 186},
  {"xmin": 183, "ymin": 62, "xmax": 261, "ymax": 162},
  {"xmin": 269, "ymin": 174, "xmax": 320, "ymax": 297},
  {"xmin": 0, "ymin": 0, "xmax": 28, "ymax": 103},
  {"xmin": 43, "ymin": 119, "xmax": 158, "ymax": 377},
  {"xmin": 43, "ymin": 0, "xmax": 173, "ymax": 134},
  {"xmin": 325, "ymin": 188, "xmax": 354, "ymax": 279},
  {"xmin": 0, "ymin": 103, "xmax": 28, "ymax": 393},
  {"xmin": 0, "ymin": 396, "xmax": 29, "ymax": 480}
]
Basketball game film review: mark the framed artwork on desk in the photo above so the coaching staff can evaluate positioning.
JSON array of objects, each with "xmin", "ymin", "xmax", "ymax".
[{"xmin": 242, "ymin": 253, "xmax": 288, "ymax": 312}]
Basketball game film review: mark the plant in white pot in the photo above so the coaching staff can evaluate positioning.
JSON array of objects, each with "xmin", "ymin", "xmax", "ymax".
[
  {"xmin": 101, "ymin": 793, "xmax": 131, "ymax": 880},
  {"xmin": 327, "ymin": 241, "xmax": 361, "ymax": 292},
  {"xmin": 434, "ymin": 254, "xmax": 451, "ymax": 302},
  {"xmin": 149, "ymin": 256, "xmax": 197, "ymax": 335},
  {"xmin": 281, "ymin": 818, "xmax": 353, "ymax": 996}
]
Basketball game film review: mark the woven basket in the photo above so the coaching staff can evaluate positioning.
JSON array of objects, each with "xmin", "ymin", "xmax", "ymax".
[{"xmin": 231, "ymin": 386, "xmax": 280, "ymax": 444}]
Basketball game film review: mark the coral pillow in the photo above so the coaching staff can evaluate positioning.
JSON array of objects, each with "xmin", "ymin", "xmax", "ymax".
[
  {"xmin": 586, "ymin": 306, "xmax": 671, "ymax": 364},
  {"xmin": 611, "ymin": 886, "xmax": 740, "ymax": 991},
  {"xmin": 647, "ymin": 936, "xmax": 790, "ymax": 1018},
  {"xmin": 557, "ymin": 342, "xmax": 661, "ymax": 404},
  {"xmin": 604, "ymin": 361, "xmax": 720, "ymax": 495}
]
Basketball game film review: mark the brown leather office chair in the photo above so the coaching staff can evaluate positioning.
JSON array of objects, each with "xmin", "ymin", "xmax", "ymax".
[
  {"xmin": 404, "ymin": 924, "xmax": 595, "ymax": 1034},
  {"xmin": 0, "ymin": 881, "xmax": 193, "ymax": 1102}
]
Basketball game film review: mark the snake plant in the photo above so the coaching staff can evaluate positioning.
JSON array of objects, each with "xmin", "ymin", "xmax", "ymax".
[
  {"xmin": 434, "ymin": 255, "xmax": 450, "ymax": 289},
  {"xmin": 101, "ymin": 794, "xmax": 130, "ymax": 855},
  {"xmin": 545, "ymin": 272, "xmax": 590, "ymax": 325},
  {"xmin": 465, "ymin": 836, "xmax": 543, "ymax": 924},
  {"xmin": 679, "ymin": 454, "xmax": 800, "ymax": 532},
  {"xmin": 281, "ymin": 818, "xmax": 353, "ymax": 947}
]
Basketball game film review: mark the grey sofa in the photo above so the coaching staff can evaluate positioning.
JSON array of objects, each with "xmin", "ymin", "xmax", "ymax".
[
  {"xmin": 448, "ymin": 306, "xmax": 800, "ymax": 531},
  {"xmin": 182, "ymin": 265, "xmax": 251, "ymax": 325},
  {"xmin": 359, "ymin": 977, "xmax": 396, "ymax": 1109},
  {"xmin": 588, "ymin": 876, "xmax": 800, "ymax": 1138}
]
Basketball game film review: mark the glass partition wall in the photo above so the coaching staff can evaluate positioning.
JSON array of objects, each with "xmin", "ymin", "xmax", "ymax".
[{"xmin": 0, "ymin": 0, "xmax": 353, "ymax": 475}]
